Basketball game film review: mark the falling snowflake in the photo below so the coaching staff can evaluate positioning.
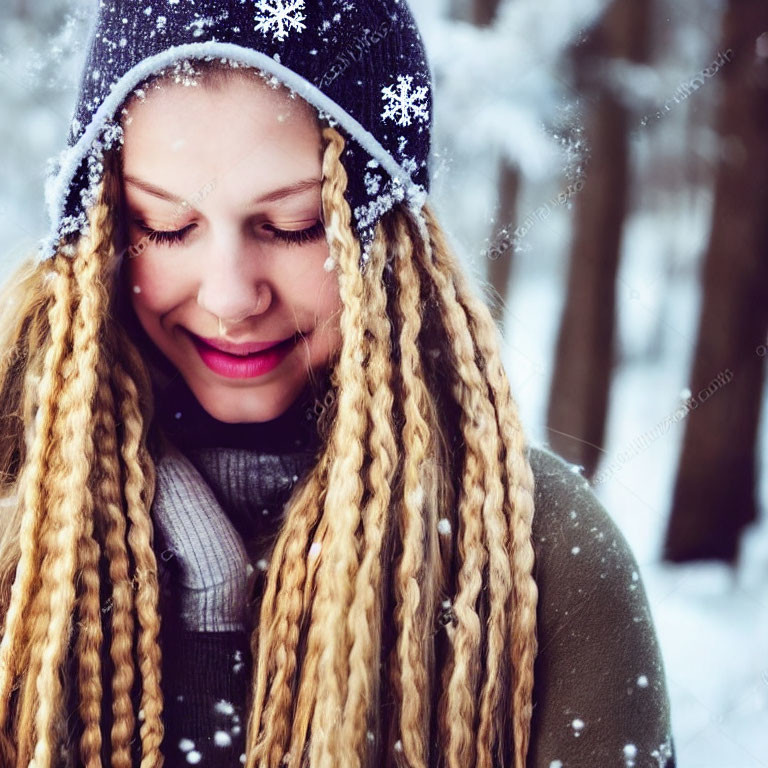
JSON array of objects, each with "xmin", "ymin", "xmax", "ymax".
[
  {"xmin": 251, "ymin": 0, "xmax": 306, "ymax": 42},
  {"xmin": 381, "ymin": 74, "xmax": 429, "ymax": 127},
  {"xmin": 651, "ymin": 738, "xmax": 674, "ymax": 767},
  {"xmin": 571, "ymin": 717, "xmax": 585, "ymax": 737},
  {"xmin": 185, "ymin": 12, "xmax": 230, "ymax": 38},
  {"xmin": 364, "ymin": 171, "xmax": 381, "ymax": 196},
  {"xmin": 401, "ymin": 155, "xmax": 418, "ymax": 176},
  {"xmin": 214, "ymin": 699, "xmax": 235, "ymax": 716},
  {"xmin": 214, "ymin": 730, "xmax": 232, "ymax": 747}
]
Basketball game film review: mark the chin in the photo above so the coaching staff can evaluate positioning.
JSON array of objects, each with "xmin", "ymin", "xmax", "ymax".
[{"xmin": 189, "ymin": 378, "xmax": 305, "ymax": 424}]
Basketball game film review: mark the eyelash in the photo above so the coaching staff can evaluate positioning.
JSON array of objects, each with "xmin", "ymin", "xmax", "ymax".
[{"xmin": 135, "ymin": 220, "xmax": 326, "ymax": 247}]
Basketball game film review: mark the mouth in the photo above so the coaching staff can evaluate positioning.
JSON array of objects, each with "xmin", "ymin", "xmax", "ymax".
[
  {"xmin": 184, "ymin": 328, "xmax": 306, "ymax": 379},
  {"xmin": 187, "ymin": 329, "xmax": 303, "ymax": 357}
]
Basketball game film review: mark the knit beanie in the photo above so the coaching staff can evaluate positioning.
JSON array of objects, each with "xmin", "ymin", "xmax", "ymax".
[{"xmin": 40, "ymin": 0, "xmax": 434, "ymax": 268}]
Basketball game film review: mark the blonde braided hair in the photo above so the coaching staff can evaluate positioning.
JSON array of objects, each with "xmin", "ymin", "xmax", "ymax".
[{"xmin": 0, "ymin": 61, "xmax": 537, "ymax": 768}]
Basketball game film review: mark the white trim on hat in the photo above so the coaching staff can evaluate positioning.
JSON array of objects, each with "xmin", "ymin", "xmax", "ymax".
[{"xmin": 40, "ymin": 40, "xmax": 426, "ymax": 262}]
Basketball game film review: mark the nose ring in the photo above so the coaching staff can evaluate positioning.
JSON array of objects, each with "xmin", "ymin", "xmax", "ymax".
[{"xmin": 208, "ymin": 286, "xmax": 266, "ymax": 336}]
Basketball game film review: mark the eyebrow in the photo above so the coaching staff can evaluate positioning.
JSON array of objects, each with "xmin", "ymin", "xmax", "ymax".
[{"xmin": 123, "ymin": 174, "xmax": 322, "ymax": 206}]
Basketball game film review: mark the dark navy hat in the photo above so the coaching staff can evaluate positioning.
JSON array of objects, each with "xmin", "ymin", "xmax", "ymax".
[{"xmin": 40, "ymin": 0, "xmax": 433, "ymax": 268}]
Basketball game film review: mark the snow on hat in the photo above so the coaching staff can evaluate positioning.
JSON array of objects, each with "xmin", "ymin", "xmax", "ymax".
[{"xmin": 39, "ymin": 0, "xmax": 434, "ymax": 268}]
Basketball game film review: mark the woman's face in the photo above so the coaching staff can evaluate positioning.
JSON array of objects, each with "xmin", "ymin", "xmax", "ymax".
[{"xmin": 119, "ymin": 71, "xmax": 341, "ymax": 423}]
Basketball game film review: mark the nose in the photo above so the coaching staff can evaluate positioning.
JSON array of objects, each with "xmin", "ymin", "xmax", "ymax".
[{"xmin": 195, "ymin": 239, "xmax": 272, "ymax": 326}]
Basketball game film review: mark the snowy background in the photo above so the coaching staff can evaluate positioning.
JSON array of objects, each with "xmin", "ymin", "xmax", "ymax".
[{"xmin": 0, "ymin": 1, "xmax": 766, "ymax": 766}]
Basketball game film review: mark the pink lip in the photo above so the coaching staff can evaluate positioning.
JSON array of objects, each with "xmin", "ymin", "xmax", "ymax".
[
  {"xmin": 197, "ymin": 335, "xmax": 288, "ymax": 355},
  {"xmin": 187, "ymin": 330, "xmax": 301, "ymax": 379}
]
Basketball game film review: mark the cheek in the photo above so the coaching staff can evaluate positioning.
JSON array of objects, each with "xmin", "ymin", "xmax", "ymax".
[
  {"xmin": 316, "ymin": 268, "xmax": 342, "ymax": 312},
  {"xmin": 125, "ymin": 253, "xmax": 190, "ymax": 312},
  {"xmin": 279, "ymin": 247, "xmax": 343, "ymax": 363},
  {"xmin": 305, "ymin": 254, "xmax": 342, "ymax": 330}
]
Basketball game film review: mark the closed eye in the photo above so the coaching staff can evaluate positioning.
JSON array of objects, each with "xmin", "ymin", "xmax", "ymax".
[
  {"xmin": 136, "ymin": 221, "xmax": 195, "ymax": 246},
  {"xmin": 133, "ymin": 220, "xmax": 326, "ymax": 247},
  {"xmin": 265, "ymin": 220, "xmax": 326, "ymax": 246}
]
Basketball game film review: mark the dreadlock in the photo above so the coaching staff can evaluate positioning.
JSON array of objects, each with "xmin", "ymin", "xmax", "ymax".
[{"xmin": 0, "ymin": 59, "xmax": 537, "ymax": 768}]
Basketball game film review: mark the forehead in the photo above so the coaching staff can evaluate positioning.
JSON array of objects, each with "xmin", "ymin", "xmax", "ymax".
[
  {"xmin": 120, "ymin": 67, "xmax": 318, "ymax": 141},
  {"xmin": 119, "ymin": 70, "xmax": 323, "ymax": 196}
]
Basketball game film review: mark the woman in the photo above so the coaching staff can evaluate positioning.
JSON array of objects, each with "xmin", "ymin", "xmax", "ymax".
[{"xmin": 0, "ymin": 1, "xmax": 675, "ymax": 766}]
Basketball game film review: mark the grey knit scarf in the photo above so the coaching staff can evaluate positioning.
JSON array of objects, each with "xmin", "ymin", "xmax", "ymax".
[{"xmin": 151, "ymin": 441, "xmax": 318, "ymax": 634}]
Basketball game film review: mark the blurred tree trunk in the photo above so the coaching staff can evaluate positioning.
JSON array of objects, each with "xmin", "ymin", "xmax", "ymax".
[
  {"xmin": 447, "ymin": 0, "xmax": 516, "ymax": 324},
  {"xmin": 486, "ymin": 160, "xmax": 521, "ymax": 326},
  {"xmin": 546, "ymin": 0, "xmax": 653, "ymax": 475},
  {"xmin": 449, "ymin": 0, "xmax": 504, "ymax": 25},
  {"xmin": 472, "ymin": 0, "xmax": 504, "ymax": 27},
  {"xmin": 471, "ymin": 0, "xmax": 518, "ymax": 327},
  {"xmin": 663, "ymin": 7, "xmax": 768, "ymax": 563}
]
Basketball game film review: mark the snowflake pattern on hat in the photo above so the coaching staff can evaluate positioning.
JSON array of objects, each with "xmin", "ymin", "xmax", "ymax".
[
  {"xmin": 40, "ymin": 0, "xmax": 434, "ymax": 270},
  {"xmin": 251, "ymin": 0, "xmax": 307, "ymax": 42},
  {"xmin": 381, "ymin": 74, "xmax": 430, "ymax": 127}
]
